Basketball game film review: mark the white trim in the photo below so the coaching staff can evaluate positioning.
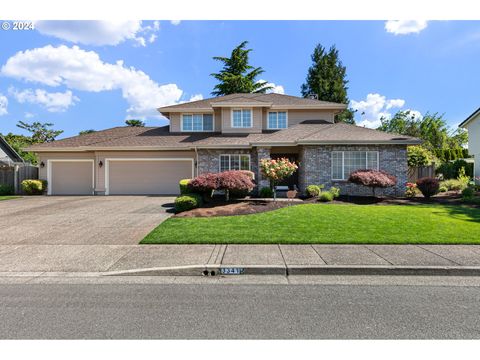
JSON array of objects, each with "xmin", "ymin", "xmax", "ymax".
[
  {"xmin": 218, "ymin": 154, "xmax": 251, "ymax": 172},
  {"xmin": 180, "ymin": 113, "xmax": 215, "ymax": 132},
  {"xmin": 104, "ymin": 157, "xmax": 194, "ymax": 196},
  {"xmin": 46, "ymin": 159, "xmax": 95, "ymax": 195},
  {"xmin": 267, "ymin": 110, "xmax": 288, "ymax": 130},
  {"xmin": 231, "ymin": 108, "xmax": 253, "ymax": 128},
  {"xmin": 330, "ymin": 151, "xmax": 379, "ymax": 181}
]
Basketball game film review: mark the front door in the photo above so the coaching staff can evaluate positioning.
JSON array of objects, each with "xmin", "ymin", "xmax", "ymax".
[{"xmin": 270, "ymin": 153, "xmax": 299, "ymax": 189}]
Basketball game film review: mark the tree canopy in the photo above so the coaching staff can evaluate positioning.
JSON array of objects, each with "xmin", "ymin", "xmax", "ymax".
[
  {"xmin": 17, "ymin": 121, "xmax": 63, "ymax": 143},
  {"xmin": 79, "ymin": 129, "xmax": 96, "ymax": 135},
  {"xmin": 301, "ymin": 44, "xmax": 354, "ymax": 124},
  {"xmin": 125, "ymin": 119, "xmax": 145, "ymax": 127},
  {"xmin": 211, "ymin": 41, "xmax": 272, "ymax": 96}
]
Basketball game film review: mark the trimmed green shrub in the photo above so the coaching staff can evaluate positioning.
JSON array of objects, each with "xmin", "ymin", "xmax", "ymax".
[
  {"xmin": 21, "ymin": 179, "xmax": 47, "ymax": 195},
  {"xmin": 259, "ymin": 187, "xmax": 274, "ymax": 198},
  {"xmin": 319, "ymin": 191, "xmax": 334, "ymax": 202},
  {"xmin": 462, "ymin": 187, "xmax": 475, "ymax": 200},
  {"xmin": 416, "ymin": 177, "xmax": 439, "ymax": 198},
  {"xmin": 439, "ymin": 185, "xmax": 448, "ymax": 193},
  {"xmin": 0, "ymin": 184, "xmax": 14, "ymax": 196},
  {"xmin": 179, "ymin": 179, "xmax": 191, "ymax": 195},
  {"xmin": 329, "ymin": 186, "xmax": 340, "ymax": 198},
  {"xmin": 306, "ymin": 185, "xmax": 321, "ymax": 198},
  {"xmin": 174, "ymin": 194, "xmax": 203, "ymax": 213}
]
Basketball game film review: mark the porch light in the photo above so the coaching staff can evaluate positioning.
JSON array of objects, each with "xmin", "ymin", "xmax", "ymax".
[
  {"xmin": 99, "ymin": 161, "xmax": 103, "ymax": 168},
  {"xmin": 40, "ymin": 161, "xmax": 45, "ymax": 168}
]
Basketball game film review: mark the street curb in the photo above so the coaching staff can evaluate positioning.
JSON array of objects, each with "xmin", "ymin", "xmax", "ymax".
[{"xmin": 102, "ymin": 265, "xmax": 480, "ymax": 277}]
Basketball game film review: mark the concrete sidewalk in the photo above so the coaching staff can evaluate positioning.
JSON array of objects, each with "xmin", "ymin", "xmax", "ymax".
[{"xmin": 1, "ymin": 244, "xmax": 480, "ymax": 276}]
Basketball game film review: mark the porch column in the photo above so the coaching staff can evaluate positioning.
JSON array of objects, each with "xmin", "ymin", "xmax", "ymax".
[{"xmin": 256, "ymin": 147, "xmax": 271, "ymax": 189}]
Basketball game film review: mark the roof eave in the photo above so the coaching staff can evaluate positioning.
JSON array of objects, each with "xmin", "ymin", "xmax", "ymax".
[
  {"xmin": 459, "ymin": 107, "xmax": 480, "ymax": 128},
  {"xmin": 297, "ymin": 140, "xmax": 422, "ymax": 145},
  {"xmin": 157, "ymin": 107, "xmax": 214, "ymax": 113},
  {"xmin": 270, "ymin": 104, "xmax": 347, "ymax": 110}
]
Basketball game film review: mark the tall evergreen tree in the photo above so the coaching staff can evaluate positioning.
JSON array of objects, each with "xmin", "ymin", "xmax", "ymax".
[
  {"xmin": 17, "ymin": 121, "xmax": 63, "ymax": 143},
  {"xmin": 211, "ymin": 41, "xmax": 272, "ymax": 96},
  {"xmin": 301, "ymin": 44, "xmax": 354, "ymax": 124},
  {"xmin": 125, "ymin": 119, "xmax": 145, "ymax": 127}
]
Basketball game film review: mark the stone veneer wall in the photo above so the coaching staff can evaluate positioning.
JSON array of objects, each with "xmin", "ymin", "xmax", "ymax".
[
  {"xmin": 197, "ymin": 148, "xmax": 259, "ymax": 178},
  {"xmin": 298, "ymin": 145, "xmax": 408, "ymax": 196}
]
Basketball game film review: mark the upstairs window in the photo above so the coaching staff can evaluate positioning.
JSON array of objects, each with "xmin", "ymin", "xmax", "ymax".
[
  {"xmin": 331, "ymin": 151, "xmax": 379, "ymax": 180},
  {"xmin": 181, "ymin": 114, "xmax": 214, "ymax": 131},
  {"xmin": 219, "ymin": 154, "xmax": 250, "ymax": 172},
  {"xmin": 268, "ymin": 111, "xmax": 288, "ymax": 129},
  {"xmin": 232, "ymin": 109, "xmax": 252, "ymax": 128}
]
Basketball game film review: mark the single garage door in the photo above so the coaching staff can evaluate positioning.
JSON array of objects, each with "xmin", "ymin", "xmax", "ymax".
[
  {"xmin": 107, "ymin": 159, "xmax": 193, "ymax": 195},
  {"xmin": 49, "ymin": 160, "xmax": 94, "ymax": 195}
]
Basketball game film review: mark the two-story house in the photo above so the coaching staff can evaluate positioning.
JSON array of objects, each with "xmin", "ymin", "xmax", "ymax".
[{"xmin": 29, "ymin": 93, "xmax": 421, "ymax": 196}]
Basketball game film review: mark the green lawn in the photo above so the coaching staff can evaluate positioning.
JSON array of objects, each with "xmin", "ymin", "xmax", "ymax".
[
  {"xmin": 141, "ymin": 203, "xmax": 480, "ymax": 244},
  {"xmin": 0, "ymin": 196, "xmax": 20, "ymax": 201}
]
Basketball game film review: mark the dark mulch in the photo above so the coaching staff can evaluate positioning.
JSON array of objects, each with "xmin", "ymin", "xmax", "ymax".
[{"xmin": 174, "ymin": 198, "xmax": 292, "ymax": 218}]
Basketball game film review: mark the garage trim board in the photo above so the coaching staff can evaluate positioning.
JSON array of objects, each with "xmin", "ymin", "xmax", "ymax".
[
  {"xmin": 104, "ymin": 158, "xmax": 195, "ymax": 196},
  {"xmin": 47, "ymin": 159, "xmax": 95, "ymax": 195}
]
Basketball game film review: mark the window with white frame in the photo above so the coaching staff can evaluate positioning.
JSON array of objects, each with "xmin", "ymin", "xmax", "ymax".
[
  {"xmin": 181, "ymin": 114, "xmax": 214, "ymax": 131},
  {"xmin": 232, "ymin": 109, "xmax": 252, "ymax": 128},
  {"xmin": 331, "ymin": 151, "xmax": 379, "ymax": 180},
  {"xmin": 219, "ymin": 154, "xmax": 250, "ymax": 172},
  {"xmin": 267, "ymin": 111, "xmax": 287, "ymax": 129}
]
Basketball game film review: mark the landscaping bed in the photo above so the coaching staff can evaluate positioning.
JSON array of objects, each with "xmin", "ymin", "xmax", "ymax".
[
  {"xmin": 0, "ymin": 196, "xmax": 20, "ymax": 201},
  {"xmin": 142, "ymin": 203, "xmax": 480, "ymax": 244}
]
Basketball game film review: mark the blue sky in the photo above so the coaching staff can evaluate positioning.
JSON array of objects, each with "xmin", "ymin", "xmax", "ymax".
[{"xmin": 0, "ymin": 20, "xmax": 479, "ymax": 138}]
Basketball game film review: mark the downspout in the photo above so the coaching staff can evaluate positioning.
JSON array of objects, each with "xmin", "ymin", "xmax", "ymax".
[{"xmin": 194, "ymin": 146, "xmax": 198, "ymax": 177}]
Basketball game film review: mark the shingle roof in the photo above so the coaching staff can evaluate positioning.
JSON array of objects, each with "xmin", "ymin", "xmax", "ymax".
[
  {"xmin": 28, "ymin": 122, "xmax": 421, "ymax": 152},
  {"xmin": 159, "ymin": 93, "xmax": 347, "ymax": 112}
]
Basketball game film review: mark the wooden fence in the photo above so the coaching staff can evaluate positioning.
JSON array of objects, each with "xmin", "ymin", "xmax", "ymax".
[
  {"xmin": 0, "ymin": 165, "xmax": 39, "ymax": 194},
  {"xmin": 408, "ymin": 165, "xmax": 435, "ymax": 183}
]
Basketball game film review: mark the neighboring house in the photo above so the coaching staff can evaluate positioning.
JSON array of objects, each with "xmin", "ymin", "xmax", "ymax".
[
  {"xmin": 28, "ymin": 93, "xmax": 421, "ymax": 196},
  {"xmin": 0, "ymin": 135, "xmax": 24, "ymax": 166},
  {"xmin": 459, "ymin": 107, "xmax": 480, "ymax": 183}
]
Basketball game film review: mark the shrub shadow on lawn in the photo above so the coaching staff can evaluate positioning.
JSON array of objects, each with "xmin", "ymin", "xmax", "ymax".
[{"xmin": 432, "ymin": 205, "xmax": 480, "ymax": 223}]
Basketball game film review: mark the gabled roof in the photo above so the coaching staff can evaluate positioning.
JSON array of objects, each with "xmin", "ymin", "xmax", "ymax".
[
  {"xmin": 0, "ymin": 136, "xmax": 24, "ymax": 164},
  {"xmin": 27, "ymin": 122, "xmax": 421, "ymax": 152},
  {"xmin": 158, "ymin": 93, "xmax": 347, "ymax": 113},
  {"xmin": 459, "ymin": 106, "xmax": 480, "ymax": 128}
]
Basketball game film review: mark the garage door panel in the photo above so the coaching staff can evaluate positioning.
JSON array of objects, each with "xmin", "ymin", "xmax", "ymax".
[
  {"xmin": 51, "ymin": 161, "xmax": 93, "ymax": 195},
  {"xmin": 108, "ymin": 160, "xmax": 192, "ymax": 195}
]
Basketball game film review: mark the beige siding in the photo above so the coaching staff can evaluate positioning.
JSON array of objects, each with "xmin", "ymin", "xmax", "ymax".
[
  {"xmin": 169, "ymin": 112, "xmax": 219, "ymax": 132},
  {"xmin": 50, "ymin": 161, "xmax": 94, "ymax": 195},
  {"xmin": 107, "ymin": 159, "xmax": 193, "ymax": 195},
  {"xmin": 38, "ymin": 152, "xmax": 95, "ymax": 181},
  {"xmin": 221, "ymin": 107, "xmax": 263, "ymax": 133},
  {"xmin": 286, "ymin": 109, "xmax": 336, "ymax": 126}
]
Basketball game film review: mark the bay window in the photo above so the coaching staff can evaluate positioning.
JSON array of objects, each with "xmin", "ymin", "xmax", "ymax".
[
  {"xmin": 331, "ymin": 151, "xmax": 379, "ymax": 180},
  {"xmin": 219, "ymin": 154, "xmax": 250, "ymax": 172}
]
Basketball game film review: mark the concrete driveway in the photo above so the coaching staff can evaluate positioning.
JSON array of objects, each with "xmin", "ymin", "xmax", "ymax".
[{"xmin": 0, "ymin": 196, "xmax": 175, "ymax": 245}]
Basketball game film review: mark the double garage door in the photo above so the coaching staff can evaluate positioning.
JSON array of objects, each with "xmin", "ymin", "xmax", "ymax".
[{"xmin": 48, "ymin": 159, "xmax": 193, "ymax": 195}]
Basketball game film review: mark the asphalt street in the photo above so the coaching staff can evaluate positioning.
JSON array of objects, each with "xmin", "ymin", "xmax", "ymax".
[{"xmin": 1, "ymin": 278, "xmax": 480, "ymax": 339}]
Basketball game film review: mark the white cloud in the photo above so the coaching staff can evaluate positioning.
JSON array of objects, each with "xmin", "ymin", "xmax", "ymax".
[
  {"xmin": 350, "ymin": 93, "xmax": 419, "ymax": 129},
  {"xmin": 189, "ymin": 94, "xmax": 203, "ymax": 102},
  {"xmin": 9, "ymin": 87, "xmax": 79, "ymax": 112},
  {"xmin": 258, "ymin": 80, "xmax": 285, "ymax": 94},
  {"xmin": 1, "ymin": 45, "xmax": 183, "ymax": 118},
  {"xmin": 34, "ymin": 21, "xmax": 160, "ymax": 47},
  {"xmin": 0, "ymin": 94, "xmax": 7, "ymax": 116},
  {"xmin": 385, "ymin": 20, "xmax": 428, "ymax": 35},
  {"xmin": 25, "ymin": 112, "xmax": 35, "ymax": 119},
  {"xmin": 170, "ymin": 20, "xmax": 181, "ymax": 26}
]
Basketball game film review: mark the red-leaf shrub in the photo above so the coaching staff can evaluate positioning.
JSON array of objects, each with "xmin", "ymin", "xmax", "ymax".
[
  {"xmin": 348, "ymin": 169, "xmax": 397, "ymax": 197},
  {"xmin": 188, "ymin": 171, "xmax": 255, "ymax": 200},
  {"xmin": 188, "ymin": 173, "xmax": 219, "ymax": 193},
  {"xmin": 416, "ymin": 177, "xmax": 440, "ymax": 198}
]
